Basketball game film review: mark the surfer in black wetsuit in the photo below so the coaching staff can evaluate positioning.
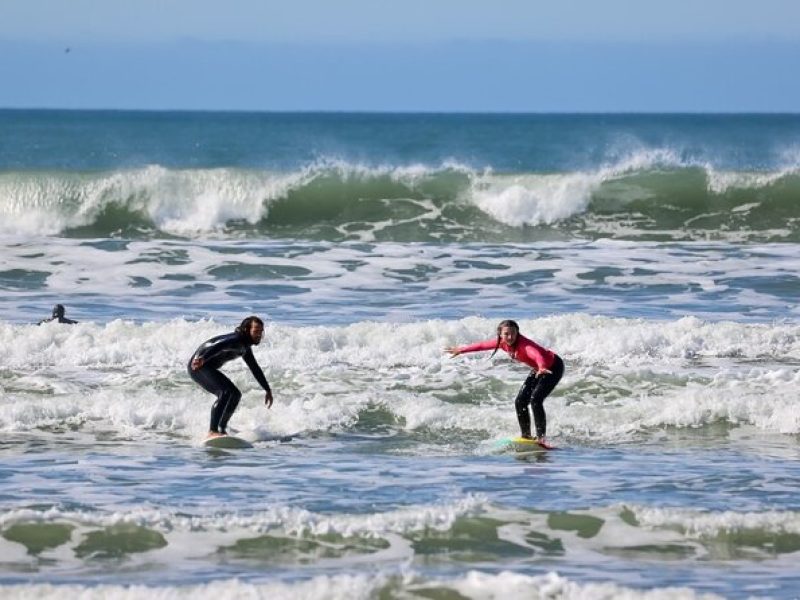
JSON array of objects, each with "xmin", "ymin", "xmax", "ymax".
[
  {"xmin": 38, "ymin": 304, "xmax": 78, "ymax": 325},
  {"xmin": 188, "ymin": 316, "xmax": 274, "ymax": 439}
]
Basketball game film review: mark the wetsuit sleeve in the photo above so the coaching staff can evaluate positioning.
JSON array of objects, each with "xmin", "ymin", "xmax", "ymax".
[
  {"xmin": 243, "ymin": 348, "xmax": 271, "ymax": 392},
  {"xmin": 457, "ymin": 339, "xmax": 497, "ymax": 354}
]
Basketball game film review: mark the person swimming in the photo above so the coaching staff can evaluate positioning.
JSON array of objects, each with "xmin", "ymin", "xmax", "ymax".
[
  {"xmin": 188, "ymin": 316, "xmax": 274, "ymax": 439},
  {"xmin": 446, "ymin": 319, "xmax": 564, "ymax": 447},
  {"xmin": 38, "ymin": 304, "xmax": 78, "ymax": 325}
]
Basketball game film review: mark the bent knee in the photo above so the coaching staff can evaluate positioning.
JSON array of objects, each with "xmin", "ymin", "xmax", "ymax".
[{"xmin": 220, "ymin": 388, "xmax": 241, "ymax": 403}]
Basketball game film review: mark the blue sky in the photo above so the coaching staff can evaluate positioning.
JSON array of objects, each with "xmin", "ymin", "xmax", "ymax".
[{"xmin": 1, "ymin": 0, "xmax": 799, "ymax": 111}]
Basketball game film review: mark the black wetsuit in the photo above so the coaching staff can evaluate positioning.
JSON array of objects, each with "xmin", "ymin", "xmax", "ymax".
[
  {"xmin": 188, "ymin": 331, "xmax": 271, "ymax": 434},
  {"xmin": 38, "ymin": 316, "xmax": 77, "ymax": 325},
  {"xmin": 514, "ymin": 355, "xmax": 564, "ymax": 439},
  {"xmin": 38, "ymin": 304, "xmax": 77, "ymax": 325}
]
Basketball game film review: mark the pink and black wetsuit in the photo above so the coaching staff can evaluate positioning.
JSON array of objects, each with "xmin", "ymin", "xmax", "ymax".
[{"xmin": 457, "ymin": 334, "xmax": 564, "ymax": 439}]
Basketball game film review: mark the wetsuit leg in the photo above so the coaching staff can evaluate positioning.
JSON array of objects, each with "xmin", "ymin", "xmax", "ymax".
[
  {"xmin": 218, "ymin": 394, "xmax": 241, "ymax": 434},
  {"xmin": 528, "ymin": 356, "xmax": 565, "ymax": 438},
  {"xmin": 188, "ymin": 365, "xmax": 242, "ymax": 434},
  {"xmin": 514, "ymin": 373, "xmax": 538, "ymax": 438}
]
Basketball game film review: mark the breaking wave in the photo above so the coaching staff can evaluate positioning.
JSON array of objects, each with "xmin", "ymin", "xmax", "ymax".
[{"xmin": 2, "ymin": 153, "xmax": 799, "ymax": 242}]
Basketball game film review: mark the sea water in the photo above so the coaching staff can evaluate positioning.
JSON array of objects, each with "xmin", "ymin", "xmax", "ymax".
[{"xmin": 0, "ymin": 111, "xmax": 799, "ymax": 599}]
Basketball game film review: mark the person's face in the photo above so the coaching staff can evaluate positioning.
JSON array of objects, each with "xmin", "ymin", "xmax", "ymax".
[
  {"xmin": 249, "ymin": 322, "xmax": 264, "ymax": 345},
  {"xmin": 499, "ymin": 325, "xmax": 518, "ymax": 346}
]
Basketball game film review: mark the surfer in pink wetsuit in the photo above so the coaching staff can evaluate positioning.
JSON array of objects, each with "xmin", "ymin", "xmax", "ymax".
[{"xmin": 446, "ymin": 319, "xmax": 564, "ymax": 447}]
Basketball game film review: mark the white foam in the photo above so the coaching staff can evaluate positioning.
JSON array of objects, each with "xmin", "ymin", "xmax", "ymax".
[
  {"xmin": 3, "ymin": 153, "xmax": 797, "ymax": 237},
  {"xmin": 0, "ymin": 167, "xmax": 292, "ymax": 235},
  {"xmin": 444, "ymin": 570, "xmax": 722, "ymax": 600},
  {"xmin": 1, "ymin": 315, "xmax": 798, "ymax": 439},
  {"xmin": 705, "ymin": 164, "xmax": 799, "ymax": 195},
  {"xmin": 0, "ymin": 160, "xmax": 477, "ymax": 236},
  {"xmin": 465, "ymin": 149, "xmax": 800, "ymax": 228},
  {"xmin": 630, "ymin": 505, "xmax": 800, "ymax": 538},
  {"xmin": 0, "ymin": 575, "xmax": 384, "ymax": 600},
  {"xmin": 466, "ymin": 149, "xmax": 684, "ymax": 226},
  {"xmin": 0, "ymin": 494, "xmax": 486, "ymax": 537},
  {"xmin": 470, "ymin": 171, "xmax": 600, "ymax": 225},
  {"xmin": 0, "ymin": 570, "xmax": 723, "ymax": 600}
]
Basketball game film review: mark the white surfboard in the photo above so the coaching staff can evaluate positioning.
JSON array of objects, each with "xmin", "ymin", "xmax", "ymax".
[{"xmin": 203, "ymin": 435, "xmax": 253, "ymax": 449}]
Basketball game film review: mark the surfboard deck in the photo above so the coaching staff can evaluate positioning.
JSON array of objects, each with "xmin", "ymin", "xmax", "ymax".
[
  {"xmin": 203, "ymin": 435, "xmax": 253, "ymax": 449},
  {"xmin": 497, "ymin": 436, "xmax": 557, "ymax": 452}
]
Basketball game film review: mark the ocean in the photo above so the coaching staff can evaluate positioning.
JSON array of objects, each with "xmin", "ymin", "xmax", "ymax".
[{"xmin": 0, "ymin": 110, "xmax": 799, "ymax": 599}]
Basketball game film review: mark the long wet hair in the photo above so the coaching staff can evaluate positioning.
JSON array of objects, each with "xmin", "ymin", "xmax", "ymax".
[
  {"xmin": 235, "ymin": 315, "xmax": 264, "ymax": 339},
  {"xmin": 490, "ymin": 319, "xmax": 520, "ymax": 358}
]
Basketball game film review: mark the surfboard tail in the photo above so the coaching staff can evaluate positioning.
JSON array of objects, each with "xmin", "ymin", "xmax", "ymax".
[
  {"xmin": 498, "ymin": 436, "xmax": 557, "ymax": 452},
  {"xmin": 203, "ymin": 435, "xmax": 254, "ymax": 449}
]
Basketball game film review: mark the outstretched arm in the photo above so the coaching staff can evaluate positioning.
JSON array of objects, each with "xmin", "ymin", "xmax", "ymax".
[
  {"xmin": 444, "ymin": 339, "xmax": 497, "ymax": 357},
  {"xmin": 243, "ymin": 349, "xmax": 273, "ymax": 408}
]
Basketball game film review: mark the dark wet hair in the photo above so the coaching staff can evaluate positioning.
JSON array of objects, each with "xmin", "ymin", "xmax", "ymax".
[
  {"xmin": 235, "ymin": 315, "xmax": 264, "ymax": 337},
  {"xmin": 490, "ymin": 319, "xmax": 520, "ymax": 358},
  {"xmin": 52, "ymin": 304, "xmax": 65, "ymax": 318}
]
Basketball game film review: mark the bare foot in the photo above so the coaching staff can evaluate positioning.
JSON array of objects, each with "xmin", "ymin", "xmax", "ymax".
[{"xmin": 207, "ymin": 431, "xmax": 226, "ymax": 439}]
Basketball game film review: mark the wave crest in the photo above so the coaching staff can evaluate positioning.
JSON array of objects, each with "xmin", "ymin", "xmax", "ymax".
[{"xmin": 1, "ymin": 153, "xmax": 799, "ymax": 241}]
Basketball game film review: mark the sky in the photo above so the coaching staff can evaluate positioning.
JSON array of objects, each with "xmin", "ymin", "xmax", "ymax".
[{"xmin": 1, "ymin": 0, "xmax": 799, "ymax": 111}]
